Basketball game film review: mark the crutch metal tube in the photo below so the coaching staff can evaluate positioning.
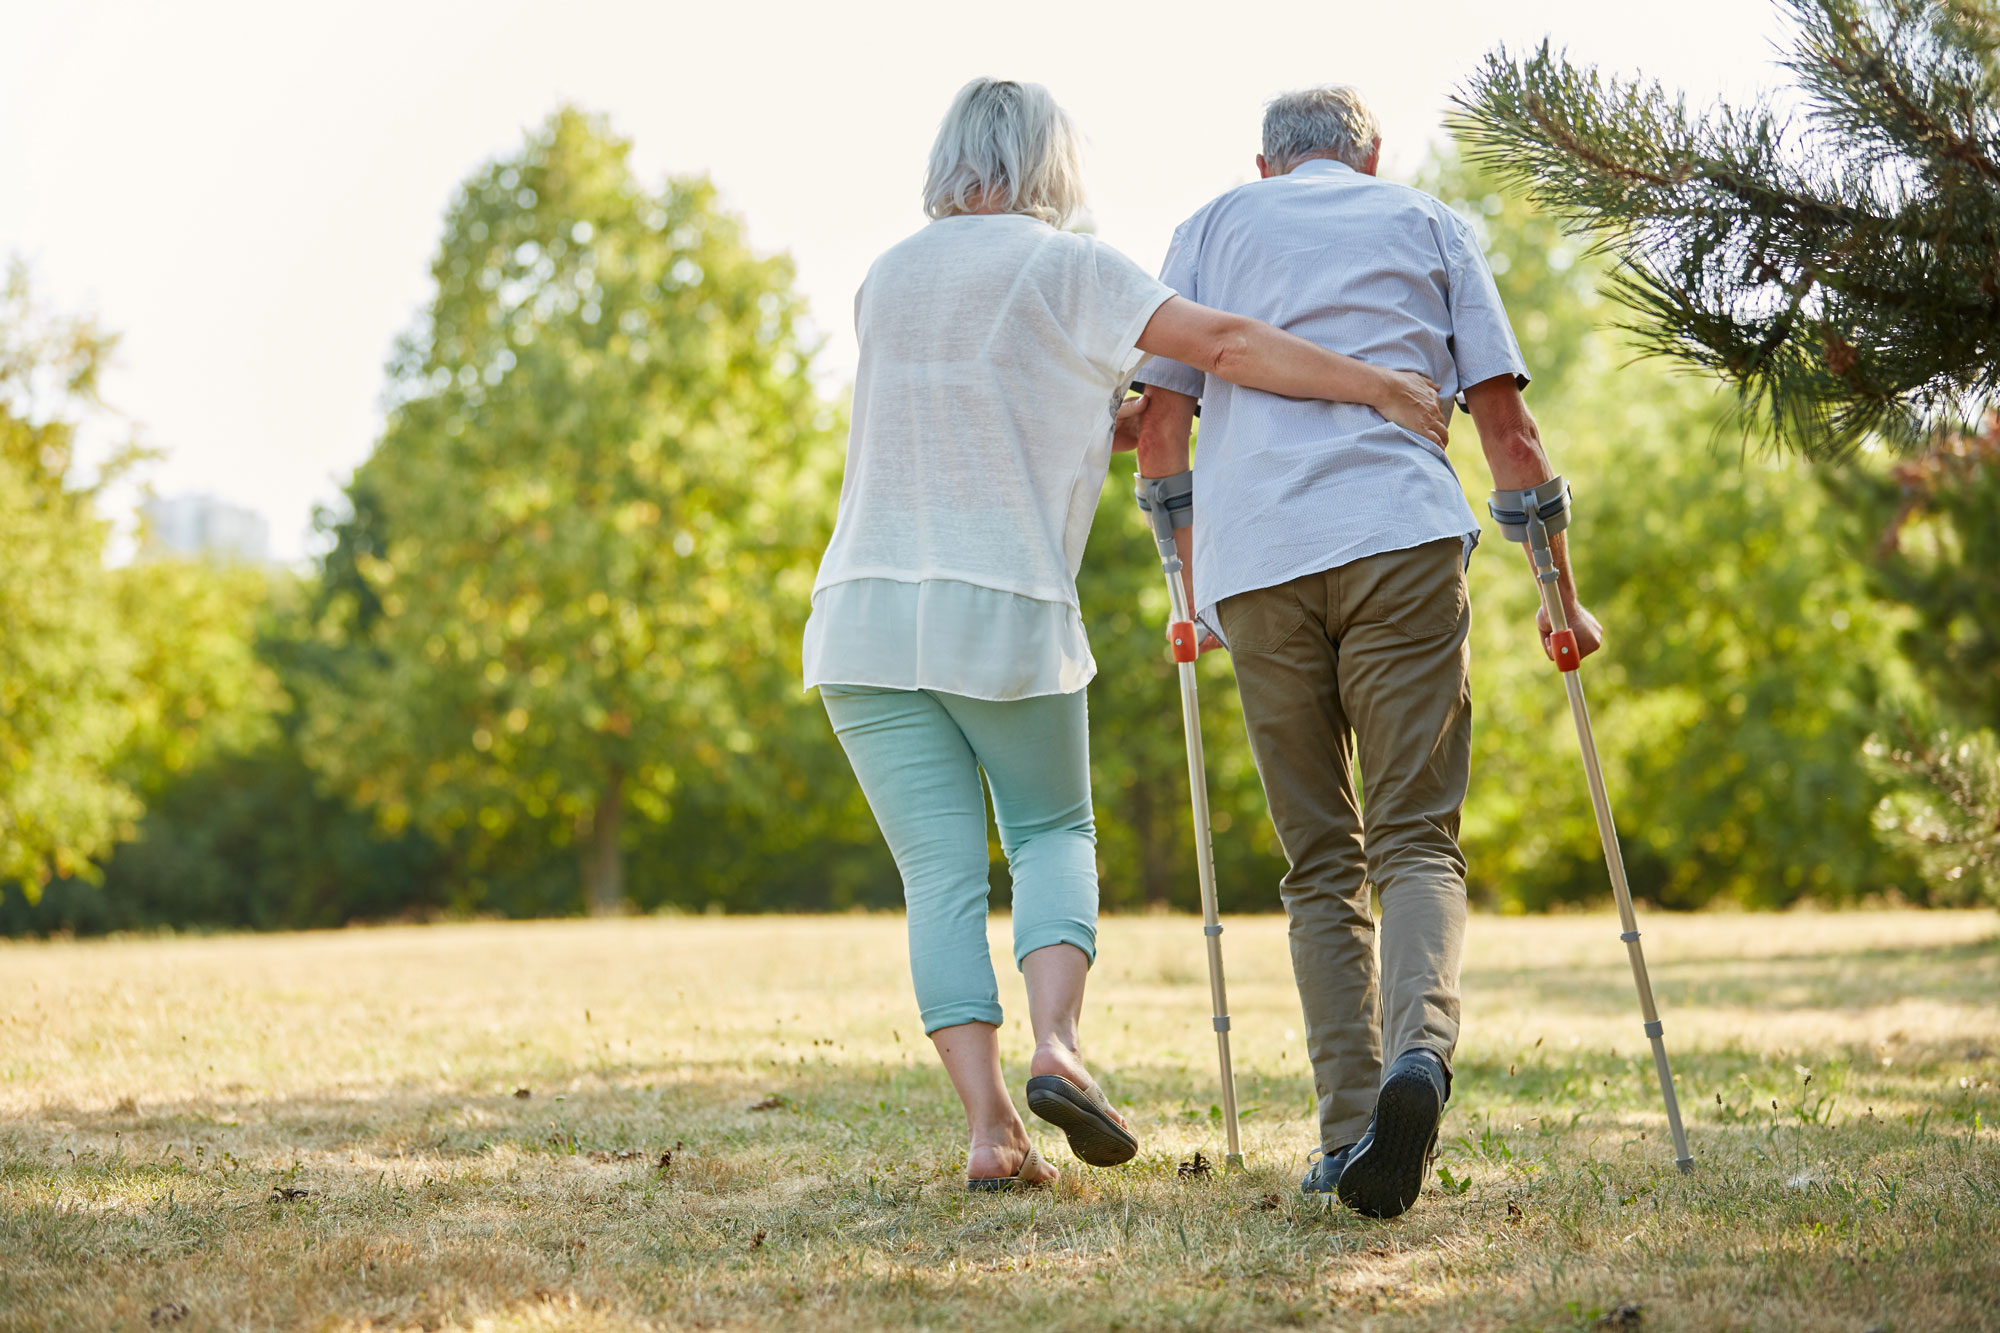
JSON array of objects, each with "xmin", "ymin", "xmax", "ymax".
[
  {"xmin": 1490, "ymin": 478, "xmax": 1695, "ymax": 1176},
  {"xmin": 1136, "ymin": 470, "xmax": 1244, "ymax": 1171}
]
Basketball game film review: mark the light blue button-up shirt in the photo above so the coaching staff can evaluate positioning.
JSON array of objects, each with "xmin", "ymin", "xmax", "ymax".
[{"xmin": 1136, "ymin": 158, "xmax": 1528, "ymax": 629}]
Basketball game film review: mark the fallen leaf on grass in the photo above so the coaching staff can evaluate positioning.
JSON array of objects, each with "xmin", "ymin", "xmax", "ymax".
[
  {"xmin": 749, "ymin": 1095, "xmax": 784, "ymax": 1112},
  {"xmin": 1507, "ymin": 1201, "xmax": 1524, "ymax": 1220},
  {"xmin": 1252, "ymin": 1193, "xmax": 1281, "ymax": 1211},
  {"xmin": 1176, "ymin": 1151, "xmax": 1212, "ymax": 1180},
  {"xmin": 513, "ymin": 1087, "xmax": 532, "ymax": 1099},
  {"xmin": 268, "ymin": 1187, "xmax": 311, "ymax": 1202},
  {"xmin": 147, "ymin": 1303, "xmax": 188, "ymax": 1327},
  {"xmin": 1595, "ymin": 1303, "xmax": 1643, "ymax": 1328},
  {"xmin": 750, "ymin": 1229, "xmax": 767, "ymax": 1250}
]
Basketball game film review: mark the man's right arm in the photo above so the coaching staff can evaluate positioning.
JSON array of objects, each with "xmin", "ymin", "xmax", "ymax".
[{"xmin": 1463, "ymin": 374, "xmax": 1605, "ymax": 661}]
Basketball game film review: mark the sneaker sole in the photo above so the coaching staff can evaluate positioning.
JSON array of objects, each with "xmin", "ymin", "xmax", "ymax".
[
  {"xmin": 1336, "ymin": 1068, "xmax": 1442, "ymax": 1219},
  {"xmin": 1025, "ymin": 1075, "xmax": 1138, "ymax": 1167}
]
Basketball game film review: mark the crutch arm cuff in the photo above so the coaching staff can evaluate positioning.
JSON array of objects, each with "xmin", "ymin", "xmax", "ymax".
[
  {"xmin": 1488, "ymin": 475, "xmax": 1571, "ymax": 543},
  {"xmin": 1135, "ymin": 470, "xmax": 1195, "ymax": 548}
]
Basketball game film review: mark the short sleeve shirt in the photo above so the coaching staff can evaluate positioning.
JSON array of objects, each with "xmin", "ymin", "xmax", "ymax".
[
  {"xmin": 1135, "ymin": 160, "xmax": 1530, "ymax": 627},
  {"xmin": 804, "ymin": 213, "xmax": 1174, "ymax": 697}
]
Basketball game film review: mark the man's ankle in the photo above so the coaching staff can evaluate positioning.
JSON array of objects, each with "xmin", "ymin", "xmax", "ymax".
[{"xmin": 1390, "ymin": 1046, "xmax": 1452, "ymax": 1100}]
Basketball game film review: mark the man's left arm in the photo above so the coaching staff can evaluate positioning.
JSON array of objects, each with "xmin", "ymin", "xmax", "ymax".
[{"xmin": 1130, "ymin": 388, "xmax": 1213, "ymax": 649}]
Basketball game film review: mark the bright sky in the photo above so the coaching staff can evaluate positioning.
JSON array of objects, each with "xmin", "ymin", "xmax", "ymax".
[{"xmin": 2, "ymin": 0, "xmax": 1792, "ymax": 559}]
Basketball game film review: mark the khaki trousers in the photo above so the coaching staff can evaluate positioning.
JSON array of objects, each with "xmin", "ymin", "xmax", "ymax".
[{"xmin": 1216, "ymin": 537, "xmax": 1470, "ymax": 1151}]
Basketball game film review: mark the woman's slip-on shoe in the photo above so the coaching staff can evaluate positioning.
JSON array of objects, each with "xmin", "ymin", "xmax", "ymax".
[{"xmin": 1025, "ymin": 1074, "xmax": 1139, "ymax": 1167}]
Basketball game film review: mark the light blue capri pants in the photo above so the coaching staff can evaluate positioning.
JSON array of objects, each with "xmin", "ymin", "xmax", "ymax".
[{"xmin": 819, "ymin": 684, "xmax": 1098, "ymax": 1034}]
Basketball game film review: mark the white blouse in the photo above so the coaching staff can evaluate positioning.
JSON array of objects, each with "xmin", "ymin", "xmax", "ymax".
[
  {"xmin": 802, "ymin": 578, "xmax": 1094, "ymax": 700},
  {"xmin": 804, "ymin": 212, "xmax": 1173, "ymax": 700}
]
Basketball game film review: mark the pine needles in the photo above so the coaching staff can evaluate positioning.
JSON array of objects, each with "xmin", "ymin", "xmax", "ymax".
[{"xmin": 1451, "ymin": 1, "xmax": 2000, "ymax": 458}]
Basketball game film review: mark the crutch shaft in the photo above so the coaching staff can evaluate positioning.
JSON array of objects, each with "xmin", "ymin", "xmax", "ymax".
[
  {"xmin": 1163, "ymin": 558, "xmax": 1244, "ymax": 1170},
  {"xmin": 1528, "ymin": 544, "xmax": 1695, "ymax": 1174}
]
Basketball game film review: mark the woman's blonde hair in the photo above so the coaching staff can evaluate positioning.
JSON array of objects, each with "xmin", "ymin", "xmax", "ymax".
[{"xmin": 922, "ymin": 78, "xmax": 1084, "ymax": 227}]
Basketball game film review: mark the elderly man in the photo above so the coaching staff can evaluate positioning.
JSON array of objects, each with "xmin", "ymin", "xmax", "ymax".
[{"xmin": 1130, "ymin": 86, "xmax": 1602, "ymax": 1218}]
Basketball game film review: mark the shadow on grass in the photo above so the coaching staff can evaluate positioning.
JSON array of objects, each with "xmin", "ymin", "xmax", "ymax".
[
  {"xmin": 7, "ymin": 1040, "xmax": 1998, "ymax": 1333},
  {"xmin": 13, "ymin": 1033, "xmax": 1992, "ymax": 1190},
  {"xmin": 1465, "ymin": 936, "xmax": 2000, "ymax": 1018}
]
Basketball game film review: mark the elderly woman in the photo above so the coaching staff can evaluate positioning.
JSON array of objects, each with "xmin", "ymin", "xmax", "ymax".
[{"xmin": 804, "ymin": 78, "xmax": 1447, "ymax": 1190}]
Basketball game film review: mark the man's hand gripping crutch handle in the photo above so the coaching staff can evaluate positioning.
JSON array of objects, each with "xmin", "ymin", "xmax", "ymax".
[
  {"xmin": 1490, "ymin": 475, "xmax": 1603, "ymax": 665},
  {"xmin": 1134, "ymin": 469, "xmax": 1219, "ymax": 657}
]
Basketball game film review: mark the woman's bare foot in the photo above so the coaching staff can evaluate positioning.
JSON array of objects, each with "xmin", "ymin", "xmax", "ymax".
[
  {"xmin": 966, "ymin": 1120, "xmax": 1058, "ymax": 1184},
  {"xmin": 1029, "ymin": 1039, "xmax": 1130, "ymax": 1132}
]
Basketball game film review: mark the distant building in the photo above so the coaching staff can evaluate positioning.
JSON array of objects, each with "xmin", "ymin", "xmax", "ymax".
[{"xmin": 140, "ymin": 493, "xmax": 271, "ymax": 564}]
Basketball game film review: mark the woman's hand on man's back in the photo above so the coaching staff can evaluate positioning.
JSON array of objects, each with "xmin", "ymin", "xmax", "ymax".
[
  {"xmin": 1136, "ymin": 297, "xmax": 1448, "ymax": 449},
  {"xmin": 1375, "ymin": 369, "xmax": 1450, "ymax": 449}
]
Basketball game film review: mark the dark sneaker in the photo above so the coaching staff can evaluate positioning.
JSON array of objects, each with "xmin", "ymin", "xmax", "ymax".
[
  {"xmin": 1300, "ymin": 1142, "xmax": 1358, "ymax": 1197},
  {"xmin": 1336, "ymin": 1048, "xmax": 1449, "ymax": 1219}
]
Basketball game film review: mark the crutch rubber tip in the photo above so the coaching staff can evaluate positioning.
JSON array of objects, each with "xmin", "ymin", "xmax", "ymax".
[
  {"xmin": 1224, "ymin": 1154, "xmax": 1245, "ymax": 1173},
  {"xmin": 1675, "ymin": 1156, "xmax": 1695, "ymax": 1175},
  {"xmin": 1550, "ymin": 628, "xmax": 1581, "ymax": 672},
  {"xmin": 1170, "ymin": 621, "xmax": 1198, "ymax": 663}
]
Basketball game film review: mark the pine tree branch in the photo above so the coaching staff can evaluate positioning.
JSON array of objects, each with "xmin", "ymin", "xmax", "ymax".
[
  {"xmin": 1803, "ymin": 0, "xmax": 2000, "ymax": 183},
  {"xmin": 1450, "ymin": 5, "xmax": 2000, "ymax": 458}
]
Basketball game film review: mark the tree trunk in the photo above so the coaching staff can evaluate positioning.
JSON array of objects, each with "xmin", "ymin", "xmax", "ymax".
[{"xmin": 583, "ymin": 766, "xmax": 625, "ymax": 916}]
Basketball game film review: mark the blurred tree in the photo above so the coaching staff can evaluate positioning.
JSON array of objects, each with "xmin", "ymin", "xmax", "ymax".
[
  {"xmin": 3, "ymin": 574, "xmax": 454, "ymax": 936},
  {"xmin": 1453, "ymin": 0, "xmax": 2000, "ymax": 458},
  {"xmin": 1430, "ymin": 156, "xmax": 1910, "ymax": 909},
  {"xmin": 1865, "ymin": 718, "xmax": 2000, "ymax": 905},
  {"xmin": 1078, "ymin": 456, "xmax": 1288, "ymax": 912},
  {"xmin": 1827, "ymin": 414, "xmax": 2000, "ymax": 724},
  {"xmin": 301, "ymin": 107, "xmax": 846, "ymax": 914},
  {"xmin": 110, "ymin": 556, "xmax": 286, "ymax": 795},
  {"xmin": 0, "ymin": 263, "xmax": 140, "ymax": 897},
  {"xmin": 1831, "ymin": 416, "xmax": 2000, "ymax": 903}
]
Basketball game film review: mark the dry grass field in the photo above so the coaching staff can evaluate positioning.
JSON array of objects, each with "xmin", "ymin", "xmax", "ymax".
[{"xmin": 2, "ymin": 910, "xmax": 1996, "ymax": 1331}]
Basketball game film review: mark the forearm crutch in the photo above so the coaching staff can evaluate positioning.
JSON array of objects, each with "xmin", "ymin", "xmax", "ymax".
[
  {"xmin": 1135, "ymin": 470, "xmax": 1244, "ymax": 1172},
  {"xmin": 1489, "ymin": 477, "xmax": 1694, "ymax": 1175}
]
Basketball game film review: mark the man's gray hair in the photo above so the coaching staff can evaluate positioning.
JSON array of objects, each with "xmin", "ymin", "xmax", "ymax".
[
  {"xmin": 923, "ymin": 78, "xmax": 1084, "ymax": 228},
  {"xmin": 1261, "ymin": 86, "xmax": 1381, "ymax": 174}
]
